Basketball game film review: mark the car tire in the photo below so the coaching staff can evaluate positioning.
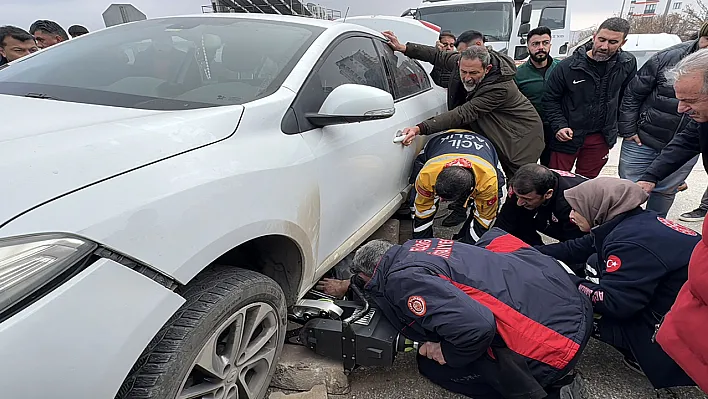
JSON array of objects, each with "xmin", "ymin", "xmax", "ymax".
[{"xmin": 116, "ymin": 266, "xmax": 287, "ymax": 399}]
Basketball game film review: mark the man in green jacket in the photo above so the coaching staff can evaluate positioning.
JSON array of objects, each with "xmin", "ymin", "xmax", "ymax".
[
  {"xmin": 515, "ymin": 26, "xmax": 560, "ymax": 166},
  {"xmin": 383, "ymin": 31, "xmax": 544, "ymax": 179}
]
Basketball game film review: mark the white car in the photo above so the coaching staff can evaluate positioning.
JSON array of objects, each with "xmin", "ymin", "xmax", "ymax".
[{"xmin": 0, "ymin": 14, "xmax": 446, "ymax": 399}]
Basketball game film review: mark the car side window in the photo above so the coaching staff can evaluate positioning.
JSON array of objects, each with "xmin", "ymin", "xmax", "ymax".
[
  {"xmin": 297, "ymin": 37, "xmax": 388, "ymax": 117},
  {"xmin": 376, "ymin": 42, "xmax": 431, "ymax": 100}
]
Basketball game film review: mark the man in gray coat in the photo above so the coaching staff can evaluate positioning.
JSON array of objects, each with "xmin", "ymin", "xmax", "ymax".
[{"xmin": 383, "ymin": 31, "xmax": 544, "ymax": 179}]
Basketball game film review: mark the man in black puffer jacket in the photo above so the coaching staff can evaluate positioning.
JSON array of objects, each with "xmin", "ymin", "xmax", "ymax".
[
  {"xmin": 543, "ymin": 18, "xmax": 636, "ymax": 178},
  {"xmin": 618, "ymin": 26, "xmax": 708, "ymax": 217}
]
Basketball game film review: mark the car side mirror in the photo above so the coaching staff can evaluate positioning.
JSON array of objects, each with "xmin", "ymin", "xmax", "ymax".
[
  {"xmin": 520, "ymin": 4, "xmax": 532, "ymax": 24},
  {"xmin": 518, "ymin": 23, "xmax": 531, "ymax": 38},
  {"xmin": 306, "ymin": 84, "xmax": 395, "ymax": 128}
]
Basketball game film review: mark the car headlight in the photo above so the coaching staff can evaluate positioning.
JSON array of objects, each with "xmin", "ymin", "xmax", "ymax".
[{"xmin": 0, "ymin": 234, "xmax": 97, "ymax": 315}]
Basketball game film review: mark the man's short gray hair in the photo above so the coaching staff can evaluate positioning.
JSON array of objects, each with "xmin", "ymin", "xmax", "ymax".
[
  {"xmin": 460, "ymin": 45, "xmax": 491, "ymax": 69},
  {"xmin": 352, "ymin": 240, "xmax": 394, "ymax": 276},
  {"xmin": 668, "ymin": 48, "xmax": 708, "ymax": 94}
]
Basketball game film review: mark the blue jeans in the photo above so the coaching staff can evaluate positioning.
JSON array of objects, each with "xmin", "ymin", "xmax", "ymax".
[{"xmin": 619, "ymin": 139, "xmax": 699, "ymax": 217}]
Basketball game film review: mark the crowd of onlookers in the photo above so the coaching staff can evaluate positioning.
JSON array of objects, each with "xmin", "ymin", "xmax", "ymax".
[
  {"xmin": 370, "ymin": 16, "xmax": 708, "ymax": 397},
  {"xmin": 0, "ymin": 20, "xmax": 88, "ymax": 66},
  {"xmin": 422, "ymin": 18, "xmax": 708, "ymax": 221}
]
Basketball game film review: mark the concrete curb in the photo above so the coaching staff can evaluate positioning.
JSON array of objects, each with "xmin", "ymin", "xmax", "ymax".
[
  {"xmin": 271, "ymin": 344, "xmax": 350, "ymax": 395},
  {"xmin": 269, "ymin": 384, "xmax": 328, "ymax": 399}
]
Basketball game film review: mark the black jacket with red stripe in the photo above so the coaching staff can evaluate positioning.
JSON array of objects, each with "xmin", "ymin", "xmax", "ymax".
[{"xmin": 364, "ymin": 229, "xmax": 593, "ymax": 385}]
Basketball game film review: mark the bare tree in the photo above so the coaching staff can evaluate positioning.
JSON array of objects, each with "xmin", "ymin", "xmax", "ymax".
[
  {"xmin": 627, "ymin": 13, "xmax": 695, "ymax": 37},
  {"xmin": 682, "ymin": 0, "xmax": 708, "ymax": 28},
  {"xmin": 570, "ymin": 26, "xmax": 596, "ymax": 47}
]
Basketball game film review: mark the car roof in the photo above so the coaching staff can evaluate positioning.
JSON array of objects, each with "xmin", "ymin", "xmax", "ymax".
[
  {"xmin": 145, "ymin": 13, "xmax": 384, "ymax": 38},
  {"xmin": 152, "ymin": 13, "xmax": 351, "ymax": 30},
  {"xmin": 336, "ymin": 15, "xmax": 439, "ymax": 39}
]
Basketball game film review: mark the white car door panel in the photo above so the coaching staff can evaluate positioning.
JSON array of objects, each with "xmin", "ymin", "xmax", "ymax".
[
  {"xmin": 375, "ymin": 41, "xmax": 448, "ymax": 187},
  {"xmin": 293, "ymin": 36, "xmax": 410, "ymax": 267},
  {"xmin": 302, "ymin": 114, "xmax": 410, "ymax": 267}
]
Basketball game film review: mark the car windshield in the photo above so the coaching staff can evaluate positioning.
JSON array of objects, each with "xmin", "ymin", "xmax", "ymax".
[
  {"xmin": 417, "ymin": 3, "xmax": 513, "ymax": 41},
  {"xmin": 0, "ymin": 17, "xmax": 323, "ymax": 110}
]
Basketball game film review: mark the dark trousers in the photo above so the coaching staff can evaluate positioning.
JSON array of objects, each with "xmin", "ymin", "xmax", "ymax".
[
  {"xmin": 593, "ymin": 317, "xmax": 695, "ymax": 388},
  {"xmin": 540, "ymin": 124, "xmax": 554, "ymax": 167},
  {"xmin": 585, "ymin": 256, "xmax": 696, "ymax": 389},
  {"xmin": 450, "ymin": 188, "xmax": 506, "ymax": 245},
  {"xmin": 417, "ymin": 344, "xmax": 586, "ymax": 399},
  {"xmin": 549, "ymin": 133, "xmax": 609, "ymax": 178},
  {"xmin": 452, "ymin": 205, "xmax": 490, "ymax": 245},
  {"xmin": 417, "ymin": 349, "xmax": 545, "ymax": 399},
  {"xmin": 417, "ymin": 303, "xmax": 593, "ymax": 398},
  {"xmin": 700, "ymin": 187, "xmax": 708, "ymax": 210}
]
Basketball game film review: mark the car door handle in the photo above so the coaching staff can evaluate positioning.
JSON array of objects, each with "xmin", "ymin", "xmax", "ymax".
[{"xmin": 393, "ymin": 130, "xmax": 406, "ymax": 143}]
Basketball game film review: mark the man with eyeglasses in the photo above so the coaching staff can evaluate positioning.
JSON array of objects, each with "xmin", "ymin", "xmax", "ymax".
[
  {"xmin": 515, "ymin": 26, "xmax": 559, "ymax": 165},
  {"xmin": 432, "ymin": 31, "xmax": 456, "ymax": 88}
]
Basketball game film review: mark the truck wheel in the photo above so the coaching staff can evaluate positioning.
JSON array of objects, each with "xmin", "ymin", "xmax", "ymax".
[{"xmin": 117, "ymin": 266, "xmax": 287, "ymax": 399}]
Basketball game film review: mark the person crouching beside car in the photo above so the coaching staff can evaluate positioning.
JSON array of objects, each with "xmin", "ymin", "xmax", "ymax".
[
  {"xmin": 408, "ymin": 129, "xmax": 506, "ymax": 244},
  {"xmin": 536, "ymin": 177, "xmax": 700, "ymax": 389},
  {"xmin": 493, "ymin": 164, "xmax": 587, "ymax": 247},
  {"xmin": 348, "ymin": 234, "xmax": 591, "ymax": 399}
]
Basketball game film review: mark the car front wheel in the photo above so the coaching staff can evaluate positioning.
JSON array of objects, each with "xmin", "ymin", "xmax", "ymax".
[{"xmin": 117, "ymin": 266, "xmax": 287, "ymax": 399}]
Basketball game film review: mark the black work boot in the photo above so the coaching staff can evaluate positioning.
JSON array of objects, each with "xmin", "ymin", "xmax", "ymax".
[{"xmin": 545, "ymin": 372, "xmax": 585, "ymax": 399}]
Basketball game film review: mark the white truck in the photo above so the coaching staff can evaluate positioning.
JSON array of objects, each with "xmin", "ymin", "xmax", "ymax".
[{"xmin": 402, "ymin": 0, "xmax": 572, "ymax": 63}]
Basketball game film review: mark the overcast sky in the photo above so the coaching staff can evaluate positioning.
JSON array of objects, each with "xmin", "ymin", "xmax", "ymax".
[{"xmin": 2, "ymin": 0, "xmax": 619, "ymax": 33}]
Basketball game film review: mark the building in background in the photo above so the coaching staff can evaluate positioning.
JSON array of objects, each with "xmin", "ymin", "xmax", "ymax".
[
  {"xmin": 204, "ymin": 0, "xmax": 341, "ymax": 20},
  {"xmin": 335, "ymin": 50, "xmax": 380, "ymax": 86},
  {"xmin": 625, "ymin": 0, "xmax": 700, "ymax": 17}
]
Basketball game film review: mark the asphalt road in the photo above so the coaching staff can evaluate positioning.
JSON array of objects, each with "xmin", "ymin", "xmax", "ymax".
[
  {"xmin": 332, "ymin": 339, "xmax": 706, "ymax": 399},
  {"xmin": 334, "ymin": 144, "xmax": 707, "ymax": 399}
]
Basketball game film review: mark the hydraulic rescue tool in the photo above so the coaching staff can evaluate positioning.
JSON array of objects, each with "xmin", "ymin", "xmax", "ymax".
[{"xmin": 287, "ymin": 284, "xmax": 417, "ymax": 374}]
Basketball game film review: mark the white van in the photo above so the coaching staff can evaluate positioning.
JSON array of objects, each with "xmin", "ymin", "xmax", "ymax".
[{"xmin": 405, "ymin": 0, "xmax": 572, "ymax": 62}]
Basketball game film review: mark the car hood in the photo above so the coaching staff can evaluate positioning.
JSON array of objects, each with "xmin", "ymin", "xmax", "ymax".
[{"xmin": 0, "ymin": 95, "xmax": 243, "ymax": 227}]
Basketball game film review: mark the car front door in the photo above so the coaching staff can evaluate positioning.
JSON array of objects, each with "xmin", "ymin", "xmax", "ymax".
[
  {"xmin": 374, "ymin": 40, "xmax": 448, "ymax": 187},
  {"xmin": 291, "ymin": 34, "xmax": 412, "ymax": 271}
]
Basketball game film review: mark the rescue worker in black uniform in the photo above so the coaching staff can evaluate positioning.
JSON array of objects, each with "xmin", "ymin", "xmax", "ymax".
[
  {"xmin": 348, "ymin": 233, "xmax": 591, "ymax": 399},
  {"xmin": 494, "ymin": 164, "xmax": 587, "ymax": 246},
  {"xmin": 537, "ymin": 177, "xmax": 700, "ymax": 389},
  {"xmin": 410, "ymin": 129, "xmax": 505, "ymax": 244}
]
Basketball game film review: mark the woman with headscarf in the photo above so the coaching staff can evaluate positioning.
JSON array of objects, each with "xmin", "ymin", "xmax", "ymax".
[{"xmin": 536, "ymin": 177, "xmax": 700, "ymax": 389}]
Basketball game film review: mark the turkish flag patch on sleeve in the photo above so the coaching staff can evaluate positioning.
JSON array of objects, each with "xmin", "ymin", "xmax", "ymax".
[
  {"xmin": 407, "ymin": 295, "xmax": 427, "ymax": 316},
  {"xmin": 606, "ymin": 255, "xmax": 621, "ymax": 273}
]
